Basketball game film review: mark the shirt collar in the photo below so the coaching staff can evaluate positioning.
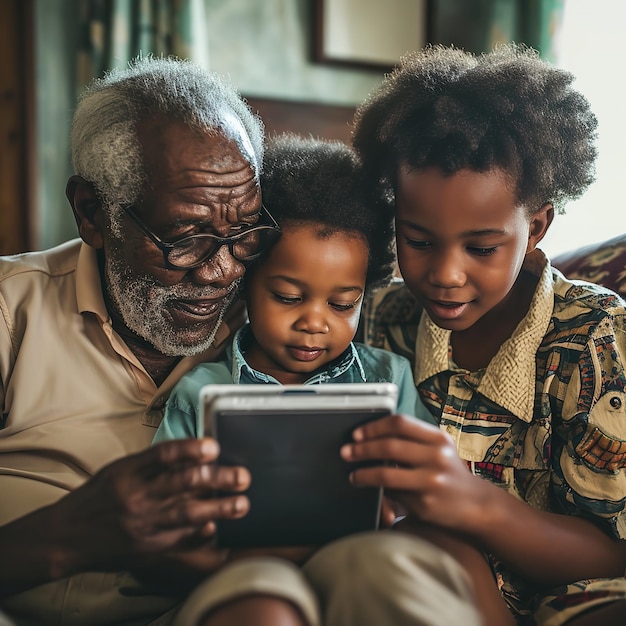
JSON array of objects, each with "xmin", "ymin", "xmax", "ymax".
[
  {"xmin": 74, "ymin": 242, "xmax": 234, "ymax": 405},
  {"xmin": 76, "ymin": 243, "xmax": 109, "ymax": 321},
  {"xmin": 230, "ymin": 324, "xmax": 366, "ymax": 384},
  {"xmin": 415, "ymin": 249, "xmax": 554, "ymax": 422}
]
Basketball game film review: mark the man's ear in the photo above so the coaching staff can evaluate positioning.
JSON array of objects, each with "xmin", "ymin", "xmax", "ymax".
[
  {"xmin": 66, "ymin": 175, "xmax": 105, "ymax": 249},
  {"xmin": 526, "ymin": 202, "xmax": 554, "ymax": 253}
]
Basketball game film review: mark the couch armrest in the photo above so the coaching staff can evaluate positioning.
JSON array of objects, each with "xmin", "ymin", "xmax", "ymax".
[{"xmin": 551, "ymin": 234, "xmax": 626, "ymax": 299}]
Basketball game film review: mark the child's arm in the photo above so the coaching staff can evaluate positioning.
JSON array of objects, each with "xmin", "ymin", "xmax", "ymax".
[
  {"xmin": 154, "ymin": 385, "xmax": 202, "ymax": 443},
  {"xmin": 153, "ymin": 361, "xmax": 234, "ymax": 443},
  {"xmin": 341, "ymin": 414, "xmax": 626, "ymax": 586},
  {"xmin": 393, "ymin": 353, "xmax": 437, "ymax": 425}
]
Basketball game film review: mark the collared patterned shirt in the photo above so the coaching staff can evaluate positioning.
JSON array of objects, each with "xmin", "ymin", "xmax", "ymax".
[
  {"xmin": 154, "ymin": 323, "xmax": 428, "ymax": 442},
  {"xmin": 364, "ymin": 249, "xmax": 626, "ymax": 625}
]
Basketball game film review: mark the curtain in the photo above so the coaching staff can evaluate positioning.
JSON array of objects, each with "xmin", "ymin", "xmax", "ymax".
[
  {"xmin": 430, "ymin": 0, "xmax": 565, "ymax": 61},
  {"xmin": 33, "ymin": 0, "xmax": 210, "ymax": 251},
  {"xmin": 76, "ymin": 0, "xmax": 210, "ymax": 90}
]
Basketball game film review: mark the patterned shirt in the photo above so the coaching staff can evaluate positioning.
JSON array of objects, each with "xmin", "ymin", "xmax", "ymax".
[{"xmin": 364, "ymin": 249, "xmax": 626, "ymax": 624}]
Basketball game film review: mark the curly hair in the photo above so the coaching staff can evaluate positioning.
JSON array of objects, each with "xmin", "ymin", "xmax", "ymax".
[
  {"xmin": 259, "ymin": 134, "xmax": 396, "ymax": 294},
  {"xmin": 71, "ymin": 55, "xmax": 264, "ymax": 234},
  {"xmin": 352, "ymin": 44, "xmax": 598, "ymax": 214}
]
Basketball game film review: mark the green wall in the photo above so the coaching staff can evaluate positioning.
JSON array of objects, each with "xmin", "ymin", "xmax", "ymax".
[{"xmin": 34, "ymin": 0, "xmax": 386, "ymax": 249}]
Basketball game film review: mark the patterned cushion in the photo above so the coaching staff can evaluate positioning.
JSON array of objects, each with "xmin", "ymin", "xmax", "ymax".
[{"xmin": 551, "ymin": 234, "xmax": 626, "ymax": 299}]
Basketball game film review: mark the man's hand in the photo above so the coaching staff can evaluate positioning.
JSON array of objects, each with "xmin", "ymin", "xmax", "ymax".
[{"xmin": 0, "ymin": 438, "xmax": 250, "ymax": 596}]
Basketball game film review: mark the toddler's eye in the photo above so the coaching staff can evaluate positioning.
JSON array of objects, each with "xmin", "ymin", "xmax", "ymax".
[
  {"xmin": 330, "ymin": 302, "xmax": 356, "ymax": 312},
  {"xmin": 273, "ymin": 293, "xmax": 301, "ymax": 305},
  {"xmin": 468, "ymin": 246, "xmax": 497, "ymax": 256},
  {"xmin": 405, "ymin": 239, "xmax": 431, "ymax": 250}
]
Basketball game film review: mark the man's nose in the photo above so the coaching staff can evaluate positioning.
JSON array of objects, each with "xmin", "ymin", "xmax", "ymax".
[{"xmin": 188, "ymin": 243, "xmax": 246, "ymax": 286}]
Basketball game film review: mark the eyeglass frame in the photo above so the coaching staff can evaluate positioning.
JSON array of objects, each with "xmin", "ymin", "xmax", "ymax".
[{"xmin": 122, "ymin": 203, "xmax": 281, "ymax": 270}]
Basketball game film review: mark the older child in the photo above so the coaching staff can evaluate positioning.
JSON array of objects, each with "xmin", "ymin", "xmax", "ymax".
[
  {"xmin": 155, "ymin": 133, "xmax": 428, "ymax": 440},
  {"xmin": 343, "ymin": 44, "xmax": 626, "ymax": 626}
]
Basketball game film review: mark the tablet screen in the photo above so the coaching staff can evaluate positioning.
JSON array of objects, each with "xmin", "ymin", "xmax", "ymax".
[{"xmin": 211, "ymin": 405, "xmax": 387, "ymax": 548}]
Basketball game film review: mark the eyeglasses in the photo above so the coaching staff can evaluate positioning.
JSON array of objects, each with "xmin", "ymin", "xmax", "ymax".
[{"xmin": 123, "ymin": 204, "xmax": 281, "ymax": 270}]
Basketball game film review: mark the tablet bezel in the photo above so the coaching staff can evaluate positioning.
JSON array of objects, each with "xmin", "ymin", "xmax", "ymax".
[{"xmin": 200, "ymin": 383, "xmax": 398, "ymax": 548}]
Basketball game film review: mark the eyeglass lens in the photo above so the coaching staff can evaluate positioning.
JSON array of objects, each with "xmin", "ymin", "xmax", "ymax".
[{"xmin": 167, "ymin": 227, "xmax": 277, "ymax": 267}]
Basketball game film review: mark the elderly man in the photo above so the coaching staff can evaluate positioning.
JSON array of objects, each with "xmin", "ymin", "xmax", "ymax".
[{"xmin": 0, "ymin": 57, "xmax": 483, "ymax": 626}]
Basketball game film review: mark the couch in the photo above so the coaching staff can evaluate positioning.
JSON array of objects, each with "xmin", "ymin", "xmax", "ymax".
[{"xmin": 551, "ymin": 233, "xmax": 626, "ymax": 299}]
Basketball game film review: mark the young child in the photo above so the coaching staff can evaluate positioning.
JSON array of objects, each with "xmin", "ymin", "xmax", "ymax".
[
  {"xmin": 342, "ymin": 44, "xmax": 626, "ymax": 626},
  {"xmin": 154, "ymin": 133, "xmax": 429, "ymax": 444}
]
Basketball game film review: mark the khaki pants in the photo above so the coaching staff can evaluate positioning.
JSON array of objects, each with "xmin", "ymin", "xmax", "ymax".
[{"xmin": 2, "ymin": 531, "xmax": 482, "ymax": 626}]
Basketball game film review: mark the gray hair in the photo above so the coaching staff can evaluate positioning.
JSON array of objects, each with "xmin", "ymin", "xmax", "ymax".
[{"xmin": 71, "ymin": 55, "xmax": 264, "ymax": 227}]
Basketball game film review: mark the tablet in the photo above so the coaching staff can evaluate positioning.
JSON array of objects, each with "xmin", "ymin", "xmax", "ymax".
[{"xmin": 200, "ymin": 383, "xmax": 398, "ymax": 548}]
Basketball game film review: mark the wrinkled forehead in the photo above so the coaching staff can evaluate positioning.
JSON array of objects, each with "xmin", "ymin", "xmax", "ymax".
[
  {"xmin": 138, "ymin": 116, "xmax": 255, "ymax": 168},
  {"xmin": 219, "ymin": 109, "xmax": 258, "ymax": 176},
  {"xmin": 136, "ymin": 118, "xmax": 261, "ymax": 222}
]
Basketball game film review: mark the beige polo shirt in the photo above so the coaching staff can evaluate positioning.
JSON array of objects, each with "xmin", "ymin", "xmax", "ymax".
[{"xmin": 0, "ymin": 239, "xmax": 227, "ymax": 525}]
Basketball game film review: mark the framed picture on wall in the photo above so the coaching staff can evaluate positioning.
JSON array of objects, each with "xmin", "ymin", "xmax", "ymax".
[{"xmin": 314, "ymin": 0, "xmax": 428, "ymax": 71}]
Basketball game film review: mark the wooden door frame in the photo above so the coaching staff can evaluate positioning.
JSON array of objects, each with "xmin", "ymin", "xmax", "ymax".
[{"xmin": 0, "ymin": 0, "xmax": 36, "ymax": 254}]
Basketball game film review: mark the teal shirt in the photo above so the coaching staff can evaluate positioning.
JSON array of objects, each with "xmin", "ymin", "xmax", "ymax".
[{"xmin": 154, "ymin": 324, "xmax": 433, "ymax": 442}]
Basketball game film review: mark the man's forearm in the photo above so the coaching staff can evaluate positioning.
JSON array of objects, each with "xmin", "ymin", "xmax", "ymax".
[{"xmin": 0, "ymin": 502, "xmax": 77, "ymax": 597}]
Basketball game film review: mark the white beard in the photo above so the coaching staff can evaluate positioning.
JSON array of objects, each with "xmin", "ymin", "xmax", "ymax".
[{"xmin": 104, "ymin": 245, "xmax": 241, "ymax": 357}]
